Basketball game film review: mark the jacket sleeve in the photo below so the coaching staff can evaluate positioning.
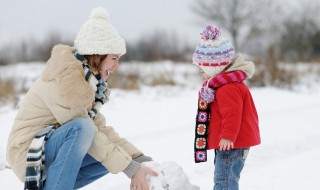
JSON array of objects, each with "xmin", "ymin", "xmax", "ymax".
[
  {"xmin": 45, "ymin": 81, "xmax": 91, "ymax": 125},
  {"xmin": 87, "ymin": 129, "xmax": 134, "ymax": 174},
  {"xmin": 216, "ymin": 84, "xmax": 243, "ymax": 142},
  {"xmin": 94, "ymin": 112, "xmax": 143, "ymax": 158},
  {"xmin": 45, "ymin": 82, "xmax": 135, "ymax": 174}
]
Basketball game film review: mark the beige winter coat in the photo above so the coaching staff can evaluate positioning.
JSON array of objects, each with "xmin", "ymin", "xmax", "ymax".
[{"xmin": 6, "ymin": 44, "xmax": 142, "ymax": 182}]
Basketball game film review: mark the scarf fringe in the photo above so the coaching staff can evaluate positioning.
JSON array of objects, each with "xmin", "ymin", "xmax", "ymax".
[{"xmin": 24, "ymin": 125, "xmax": 56, "ymax": 190}]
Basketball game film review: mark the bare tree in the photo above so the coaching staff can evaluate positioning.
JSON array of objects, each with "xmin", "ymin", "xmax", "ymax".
[
  {"xmin": 279, "ymin": 0, "xmax": 320, "ymax": 62},
  {"xmin": 0, "ymin": 47, "xmax": 10, "ymax": 65},
  {"xmin": 191, "ymin": 0, "xmax": 279, "ymax": 51},
  {"xmin": 32, "ymin": 32, "xmax": 72, "ymax": 62},
  {"xmin": 124, "ymin": 30, "xmax": 189, "ymax": 62}
]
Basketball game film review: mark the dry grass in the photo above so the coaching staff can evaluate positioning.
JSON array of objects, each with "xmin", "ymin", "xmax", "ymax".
[
  {"xmin": 149, "ymin": 77, "xmax": 176, "ymax": 86},
  {"xmin": 0, "ymin": 79, "xmax": 16, "ymax": 104},
  {"xmin": 107, "ymin": 72, "xmax": 176, "ymax": 89},
  {"xmin": 108, "ymin": 73, "xmax": 140, "ymax": 90},
  {"xmin": 249, "ymin": 45, "xmax": 300, "ymax": 89}
]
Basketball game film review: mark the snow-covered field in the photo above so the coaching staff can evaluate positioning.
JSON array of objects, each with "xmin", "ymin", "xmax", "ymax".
[{"xmin": 1, "ymin": 62, "xmax": 320, "ymax": 189}]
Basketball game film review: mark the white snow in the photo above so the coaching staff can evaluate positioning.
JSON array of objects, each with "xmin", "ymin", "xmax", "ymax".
[
  {"xmin": 1, "ymin": 62, "xmax": 320, "ymax": 189},
  {"xmin": 142, "ymin": 161, "xmax": 199, "ymax": 190}
]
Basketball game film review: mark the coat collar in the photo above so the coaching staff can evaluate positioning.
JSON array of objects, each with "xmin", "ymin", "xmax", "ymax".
[
  {"xmin": 42, "ymin": 44, "xmax": 95, "ymax": 111},
  {"xmin": 226, "ymin": 55, "xmax": 255, "ymax": 79}
]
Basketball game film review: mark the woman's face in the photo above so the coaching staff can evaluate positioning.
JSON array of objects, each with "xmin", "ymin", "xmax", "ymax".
[{"xmin": 97, "ymin": 54, "xmax": 120, "ymax": 82}]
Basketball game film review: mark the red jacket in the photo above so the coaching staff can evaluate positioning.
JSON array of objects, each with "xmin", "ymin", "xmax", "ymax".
[{"xmin": 207, "ymin": 82, "xmax": 260, "ymax": 149}]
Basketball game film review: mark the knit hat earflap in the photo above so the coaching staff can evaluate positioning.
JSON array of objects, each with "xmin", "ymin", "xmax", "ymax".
[
  {"xmin": 74, "ymin": 7, "xmax": 126, "ymax": 56},
  {"xmin": 192, "ymin": 25, "xmax": 235, "ymax": 78}
]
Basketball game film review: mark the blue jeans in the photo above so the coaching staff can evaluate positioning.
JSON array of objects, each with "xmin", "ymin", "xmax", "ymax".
[
  {"xmin": 214, "ymin": 148, "xmax": 249, "ymax": 190},
  {"xmin": 43, "ymin": 118, "xmax": 109, "ymax": 190}
]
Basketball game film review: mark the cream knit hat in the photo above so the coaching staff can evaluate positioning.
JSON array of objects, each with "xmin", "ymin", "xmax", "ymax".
[{"xmin": 74, "ymin": 7, "xmax": 126, "ymax": 55}]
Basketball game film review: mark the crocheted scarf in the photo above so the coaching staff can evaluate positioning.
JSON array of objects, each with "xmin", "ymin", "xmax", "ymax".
[
  {"xmin": 194, "ymin": 70, "xmax": 247, "ymax": 163},
  {"xmin": 24, "ymin": 50, "xmax": 110, "ymax": 190}
]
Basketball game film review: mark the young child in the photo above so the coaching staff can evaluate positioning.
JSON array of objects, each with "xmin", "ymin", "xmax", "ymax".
[{"xmin": 192, "ymin": 25, "xmax": 261, "ymax": 189}]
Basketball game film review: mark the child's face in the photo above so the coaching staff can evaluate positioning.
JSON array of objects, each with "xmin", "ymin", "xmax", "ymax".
[{"xmin": 198, "ymin": 67, "xmax": 210, "ymax": 80}]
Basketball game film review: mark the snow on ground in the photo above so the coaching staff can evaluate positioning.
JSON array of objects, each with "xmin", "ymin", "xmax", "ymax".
[{"xmin": 0, "ymin": 63, "xmax": 320, "ymax": 189}]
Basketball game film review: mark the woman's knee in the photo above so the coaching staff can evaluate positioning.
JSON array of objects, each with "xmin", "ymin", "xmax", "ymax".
[{"xmin": 68, "ymin": 117, "xmax": 96, "ymax": 140}]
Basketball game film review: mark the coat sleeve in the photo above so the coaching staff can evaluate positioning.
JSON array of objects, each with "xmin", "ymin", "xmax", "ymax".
[
  {"xmin": 45, "ymin": 82, "xmax": 135, "ymax": 174},
  {"xmin": 87, "ymin": 129, "xmax": 134, "ymax": 174},
  {"xmin": 45, "ymin": 81, "xmax": 92, "ymax": 125},
  {"xmin": 94, "ymin": 112, "xmax": 143, "ymax": 158},
  {"xmin": 216, "ymin": 84, "xmax": 243, "ymax": 142}
]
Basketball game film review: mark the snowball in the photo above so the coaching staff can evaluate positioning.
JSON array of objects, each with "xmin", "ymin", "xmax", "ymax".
[{"xmin": 142, "ymin": 161, "xmax": 200, "ymax": 190}]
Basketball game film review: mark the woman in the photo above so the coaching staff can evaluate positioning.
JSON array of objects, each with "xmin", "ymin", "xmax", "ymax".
[{"xmin": 6, "ymin": 7, "xmax": 157, "ymax": 190}]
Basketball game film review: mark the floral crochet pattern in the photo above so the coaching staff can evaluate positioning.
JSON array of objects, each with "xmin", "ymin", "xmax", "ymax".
[
  {"xmin": 195, "ymin": 151, "xmax": 207, "ymax": 162},
  {"xmin": 198, "ymin": 112, "xmax": 208, "ymax": 122},
  {"xmin": 199, "ymin": 99, "xmax": 208, "ymax": 110},
  {"xmin": 197, "ymin": 124, "xmax": 206, "ymax": 135}
]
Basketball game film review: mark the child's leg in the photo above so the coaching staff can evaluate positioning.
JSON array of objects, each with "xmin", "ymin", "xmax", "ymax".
[{"xmin": 213, "ymin": 148, "xmax": 249, "ymax": 190}]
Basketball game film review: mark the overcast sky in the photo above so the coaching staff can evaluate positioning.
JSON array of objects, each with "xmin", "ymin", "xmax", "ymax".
[{"xmin": 0, "ymin": 0, "xmax": 202, "ymax": 48}]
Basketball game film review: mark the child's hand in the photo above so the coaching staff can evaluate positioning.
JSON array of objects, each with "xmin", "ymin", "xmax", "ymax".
[{"xmin": 219, "ymin": 138, "xmax": 234, "ymax": 151}]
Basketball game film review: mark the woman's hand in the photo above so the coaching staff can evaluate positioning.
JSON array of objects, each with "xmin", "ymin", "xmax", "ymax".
[
  {"xmin": 219, "ymin": 138, "xmax": 234, "ymax": 151},
  {"xmin": 130, "ymin": 165, "xmax": 158, "ymax": 190}
]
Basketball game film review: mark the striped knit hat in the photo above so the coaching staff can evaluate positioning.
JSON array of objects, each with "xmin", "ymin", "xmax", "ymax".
[{"xmin": 192, "ymin": 25, "xmax": 235, "ymax": 78}]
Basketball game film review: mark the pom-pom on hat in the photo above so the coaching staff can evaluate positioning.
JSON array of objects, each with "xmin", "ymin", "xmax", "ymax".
[
  {"xmin": 192, "ymin": 25, "xmax": 235, "ymax": 78},
  {"xmin": 74, "ymin": 7, "xmax": 126, "ymax": 55}
]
